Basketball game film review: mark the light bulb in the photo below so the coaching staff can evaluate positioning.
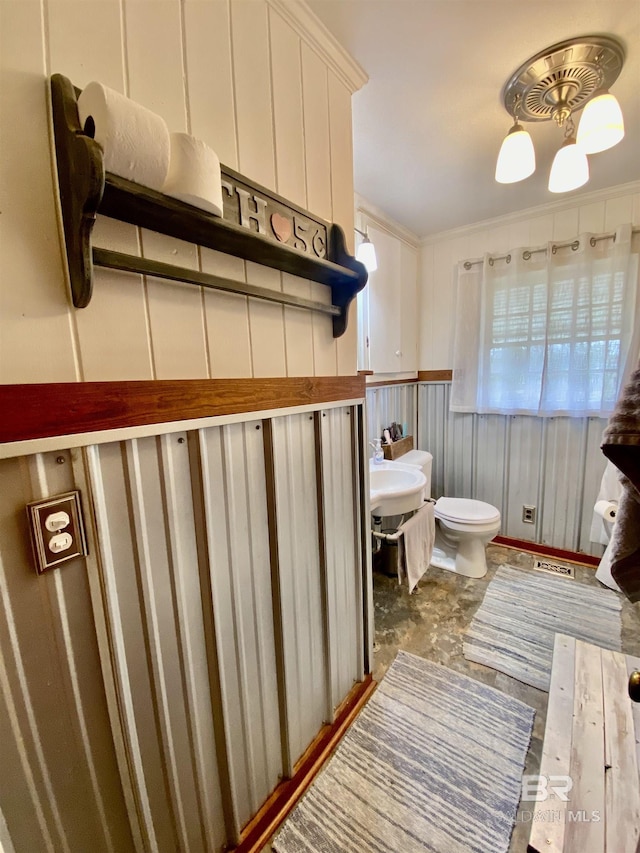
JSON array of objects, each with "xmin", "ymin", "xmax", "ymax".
[
  {"xmin": 577, "ymin": 90, "xmax": 624, "ymax": 153},
  {"xmin": 548, "ymin": 137, "xmax": 589, "ymax": 193},
  {"xmin": 356, "ymin": 240, "xmax": 377, "ymax": 273},
  {"xmin": 495, "ymin": 122, "xmax": 536, "ymax": 184}
]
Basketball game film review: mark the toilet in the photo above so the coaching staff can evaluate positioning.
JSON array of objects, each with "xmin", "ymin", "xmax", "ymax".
[{"xmin": 398, "ymin": 449, "xmax": 501, "ymax": 579}]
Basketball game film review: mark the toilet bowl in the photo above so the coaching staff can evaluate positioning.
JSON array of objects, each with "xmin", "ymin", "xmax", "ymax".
[
  {"xmin": 431, "ymin": 497, "xmax": 501, "ymax": 578},
  {"xmin": 391, "ymin": 448, "xmax": 500, "ymax": 578}
]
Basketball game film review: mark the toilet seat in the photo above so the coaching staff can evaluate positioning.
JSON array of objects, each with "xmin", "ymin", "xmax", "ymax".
[{"xmin": 435, "ymin": 497, "xmax": 500, "ymax": 525}]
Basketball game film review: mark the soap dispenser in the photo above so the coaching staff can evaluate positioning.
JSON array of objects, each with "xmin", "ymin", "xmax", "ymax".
[{"xmin": 370, "ymin": 438, "xmax": 384, "ymax": 465}]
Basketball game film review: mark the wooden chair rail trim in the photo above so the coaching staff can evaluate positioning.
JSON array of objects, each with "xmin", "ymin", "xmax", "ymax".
[
  {"xmin": 365, "ymin": 370, "xmax": 452, "ymax": 388},
  {"xmin": 0, "ymin": 376, "xmax": 365, "ymax": 444},
  {"xmin": 417, "ymin": 370, "xmax": 453, "ymax": 382}
]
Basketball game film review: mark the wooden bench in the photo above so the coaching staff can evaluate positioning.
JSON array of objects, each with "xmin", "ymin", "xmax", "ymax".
[{"xmin": 528, "ymin": 633, "xmax": 640, "ymax": 852}]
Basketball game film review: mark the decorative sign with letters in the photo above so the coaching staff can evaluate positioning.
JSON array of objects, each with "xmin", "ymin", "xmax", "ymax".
[{"xmin": 220, "ymin": 167, "xmax": 328, "ymax": 260}]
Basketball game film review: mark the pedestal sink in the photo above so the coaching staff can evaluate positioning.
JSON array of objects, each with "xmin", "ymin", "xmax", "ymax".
[{"xmin": 369, "ymin": 459, "xmax": 426, "ymax": 516}]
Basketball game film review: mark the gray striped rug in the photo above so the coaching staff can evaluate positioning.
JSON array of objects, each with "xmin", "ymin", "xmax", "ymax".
[
  {"xmin": 273, "ymin": 651, "xmax": 534, "ymax": 853},
  {"xmin": 463, "ymin": 564, "xmax": 622, "ymax": 691}
]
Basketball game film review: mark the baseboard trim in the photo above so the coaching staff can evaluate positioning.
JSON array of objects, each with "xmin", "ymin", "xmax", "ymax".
[
  {"xmin": 493, "ymin": 535, "xmax": 601, "ymax": 568},
  {"xmin": 235, "ymin": 674, "xmax": 376, "ymax": 852}
]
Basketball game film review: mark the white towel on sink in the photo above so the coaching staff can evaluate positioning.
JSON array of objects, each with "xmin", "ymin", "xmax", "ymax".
[{"xmin": 399, "ymin": 502, "xmax": 435, "ymax": 592}]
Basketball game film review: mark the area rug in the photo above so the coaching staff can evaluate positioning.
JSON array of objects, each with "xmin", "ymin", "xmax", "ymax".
[
  {"xmin": 463, "ymin": 564, "xmax": 622, "ymax": 691},
  {"xmin": 273, "ymin": 650, "xmax": 534, "ymax": 853}
]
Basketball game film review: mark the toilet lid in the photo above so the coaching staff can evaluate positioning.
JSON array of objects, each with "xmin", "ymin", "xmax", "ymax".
[{"xmin": 435, "ymin": 497, "xmax": 500, "ymax": 524}]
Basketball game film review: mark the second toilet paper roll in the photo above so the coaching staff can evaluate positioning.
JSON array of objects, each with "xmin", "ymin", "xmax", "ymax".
[
  {"xmin": 78, "ymin": 82, "xmax": 170, "ymax": 191},
  {"xmin": 594, "ymin": 499, "xmax": 617, "ymax": 522},
  {"xmin": 162, "ymin": 133, "xmax": 223, "ymax": 216}
]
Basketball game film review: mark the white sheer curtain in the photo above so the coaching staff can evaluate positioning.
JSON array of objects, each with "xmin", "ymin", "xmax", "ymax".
[{"xmin": 451, "ymin": 224, "xmax": 638, "ymax": 417}]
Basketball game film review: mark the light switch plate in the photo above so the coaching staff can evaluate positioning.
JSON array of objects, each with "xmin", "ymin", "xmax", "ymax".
[{"xmin": 27, "ymin": 490, "xmax": 88, "ymax": 574}]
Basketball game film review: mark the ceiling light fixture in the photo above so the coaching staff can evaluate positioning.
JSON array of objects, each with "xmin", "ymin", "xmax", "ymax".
[
  {"xmin": 355, "ymin": 227, "xmax": 378, "ymax": 273},
  {"xmin": 496, "ymin": 35, "xmax": 625, "ymax": 193},
  {"xmin": 495, "ymin": 95, "xmax": 536, "ymax": 184},
  {"xmin": 577, "ymin": 88, "xmax": 625, "ymax": 153},
  {"xmin": 548, "ymin": 116, "xmax": 589, "ymax": 193}
]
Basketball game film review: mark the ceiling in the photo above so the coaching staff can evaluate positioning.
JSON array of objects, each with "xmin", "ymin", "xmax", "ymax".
[{"xmin": 306, "ymin": 0, "xmax": 640, "ymax": 238}]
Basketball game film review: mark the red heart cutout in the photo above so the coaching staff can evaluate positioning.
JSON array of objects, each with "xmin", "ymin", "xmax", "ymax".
[{"xmin": 271, "ymin": 212, "xmax": 292, "ymax": 243}]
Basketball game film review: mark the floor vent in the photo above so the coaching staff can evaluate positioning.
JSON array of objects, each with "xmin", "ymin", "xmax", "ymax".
[{"xmin": 532, "ymin": 559, "xmax": 575, "ymax": 579}]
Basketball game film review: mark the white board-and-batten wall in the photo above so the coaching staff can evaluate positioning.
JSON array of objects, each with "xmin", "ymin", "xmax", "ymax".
[
  {"xmin": 0, "ymin": 2, "xmax": 371, "ymax": 851},
  {"xmin": 1, "ymin": 0, "xmax": 365, "ymax": 384}
]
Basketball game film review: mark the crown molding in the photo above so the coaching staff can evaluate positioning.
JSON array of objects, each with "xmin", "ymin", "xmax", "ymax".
[
  {"xmin": 266, "ymin": 0, "xmax": 368, "ymax": 94},
  {"xmin": 420, "ymin": 180, "xmax": 640, "ymax": 246},
  {"xmin": 355, "ymin": 192, "xmax": 421, "ymax": 247}
]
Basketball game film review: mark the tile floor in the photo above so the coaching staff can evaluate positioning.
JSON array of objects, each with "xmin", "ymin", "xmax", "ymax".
[{"xmin": 371, "ymin": 542, "xmax": 640, "ymax": 852}]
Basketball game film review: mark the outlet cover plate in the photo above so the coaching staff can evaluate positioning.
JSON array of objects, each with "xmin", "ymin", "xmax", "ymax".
[{"xmin": 27, "ymin": 490, "xmax": 88, "ymax": 574}]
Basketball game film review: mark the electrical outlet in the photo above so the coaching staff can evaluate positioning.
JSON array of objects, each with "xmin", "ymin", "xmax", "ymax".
[
  {"xmin": 27, "ymin": 491, "xmax": 87, "ymax": 574},
  {"xmin": 522, "ymin": 505, "xmax": 536, "ymax": 524}
]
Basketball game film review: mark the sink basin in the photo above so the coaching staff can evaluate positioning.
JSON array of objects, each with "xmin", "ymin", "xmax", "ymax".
[{"xmin": 369, "ymin": 459, "xmax": 426, "ymax": 516}]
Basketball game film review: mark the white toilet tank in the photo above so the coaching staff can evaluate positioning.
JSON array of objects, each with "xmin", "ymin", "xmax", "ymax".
[{"xmin": 396, "ymin": 449, "xmax": 432, "ymax": 498}]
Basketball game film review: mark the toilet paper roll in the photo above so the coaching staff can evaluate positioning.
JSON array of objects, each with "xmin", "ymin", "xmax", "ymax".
[
  {"xmin": 162, "ymin": 133, "xmax": 223, "ymax": 217},
  {"xmin": 78, "ymin": 82, "xmax": 170, "ymax": 191},
  {"xmin": 594, "ymin": 499, "xmax": 617, "ymax": 522}
]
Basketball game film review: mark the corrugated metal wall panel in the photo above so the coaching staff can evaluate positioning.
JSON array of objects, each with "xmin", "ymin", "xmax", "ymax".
[
  {"xmin": 320, "ymin": 407, "xmax": 363, "ymax": 713},
  {"xmin": 270, "ymin": 414, "xmax": 328, "ymax": 766},
  {"xmin": 579, "ymin": 419, "xmax": 609, "ymax": 556},
  {"xmin": 1, "ymin": 401, "xmax": 370, "ymax": 853},
  {"xmin": 445, "ymin": 409, "xmax": 474, "ymax": 498},
  {"xmin": 418, "ymin": 383, "xmax": 607, "ymax": 556},
  {"xmin": 0, "ymin": 452, "xmax": 134, "ymax": 853},
  {"xmin": 504, "ymin": 415, "xmax": 544, "ymax": 541},
  {"xmin": 540, "ymin": 419, "xmax": 587, "ymax": 550},
  {"xmin": 197, "ymin": 421, "xmax": 281, "ymax": 833},
  {"xmin": 125, "ymin": 436, "xmax": 213, "ymax": 852},
  {"xmin": 474, "ymin": 415, "xmax": 508, "ymax": 516},
  {"xmin": 365, "ymin": 383, "xmax": 417, "ymax": 447},
  {"xmin": 156, "ymin": 434, "xmax": 226, "ymax": 847},
  {"xmin": 88, "ymin": 436, "xmax": 228, "ymax": 852},
  {"xmin": 418, "ymin": 383, "xmax": 448, "ymax": 499}
]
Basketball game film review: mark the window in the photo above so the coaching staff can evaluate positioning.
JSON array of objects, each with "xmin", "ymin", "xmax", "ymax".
[{"xmin": 451, "ymin": 226, "xmax": 638, "ymax": 418}]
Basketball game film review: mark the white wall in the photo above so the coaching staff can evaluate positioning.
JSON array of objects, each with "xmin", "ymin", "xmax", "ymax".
[
  {"xmin": 419, "ymin": 182, "xmax": 640, "ymax": 370},
  {"xmin": 0, "ymin": 0, "xmax": 365, "ymax": 384}
]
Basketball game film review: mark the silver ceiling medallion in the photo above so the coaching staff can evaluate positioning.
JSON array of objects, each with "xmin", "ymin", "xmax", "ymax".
[{"xmin": 502, "ymin": 35, "xmax": 625, "ymax": 125}]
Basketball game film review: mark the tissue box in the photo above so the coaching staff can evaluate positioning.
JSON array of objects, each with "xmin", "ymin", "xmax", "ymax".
[{"xmin": 382, "ymin": 435, "xmax": 414, "ymax": 460}]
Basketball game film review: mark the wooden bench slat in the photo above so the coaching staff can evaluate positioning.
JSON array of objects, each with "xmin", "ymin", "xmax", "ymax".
[
  {"xmin": 529, "ymin": 638, "xmax": 640, "ymax": 853},
  {"xmin": 563, "ymin": 639, "xmax": 606, "ymax": 852},
  {"xmin": 602, "ymin": 649, "xmax": 640, "ymax": 852},
  {"xmin": 625, "ymin": 655, "xmax": 640, "ymax": 778},
  {"xmin": 528, "ymin": 634, "xmax": 576, "ymax": 853}
]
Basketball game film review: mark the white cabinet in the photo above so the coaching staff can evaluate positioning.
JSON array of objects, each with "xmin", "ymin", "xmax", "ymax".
[{"xmin": 359, "ymin": 220, "xmax": 418, "ymax": 374}]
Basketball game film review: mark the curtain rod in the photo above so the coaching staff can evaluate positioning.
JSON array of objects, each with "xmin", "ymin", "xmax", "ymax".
[{"xmin": 462, "ymin": 226, "xmax": 640, "ymax": 270}]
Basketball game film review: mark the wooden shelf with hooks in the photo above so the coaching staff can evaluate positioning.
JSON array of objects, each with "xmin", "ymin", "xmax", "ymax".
[{"xmin": 49, "ymin": 73, "xmax": 368, "ymax": 338}]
